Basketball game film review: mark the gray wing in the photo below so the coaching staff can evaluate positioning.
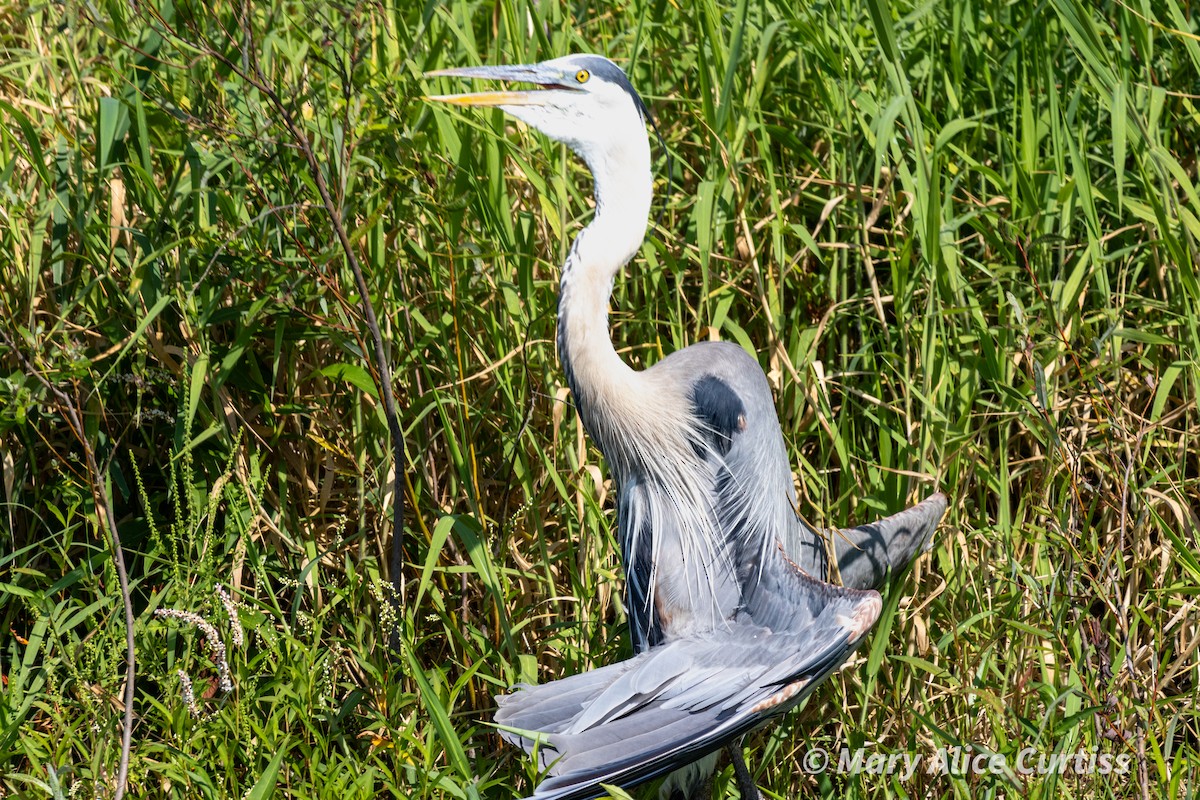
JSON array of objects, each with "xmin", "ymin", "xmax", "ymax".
[
  {"xmin": 663, "ymin": 344, "xmax": 946, "ymax": 591},
  {"xmin": 830, "ymin": 492, "xmax": 948, "ymax": 590},
  {"xmin": 625, "ymin": 343, "xmax": 947, "ymax": 651},
  {"xmin": 494, "ymin": 552, "xmax": 882, "ymax": 800},
  {"xmin": 684, "ymin": 351, "xmax": 815, "ymax": 609}
]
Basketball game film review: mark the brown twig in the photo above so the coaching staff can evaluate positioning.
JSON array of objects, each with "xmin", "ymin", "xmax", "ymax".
[
  {"xmin": 0, "ymin": 329, "xmax": 136, "ymax": 799},
  {"xmin": 204, "ymin": 1, "xmax": 409, "ymax": 645}
]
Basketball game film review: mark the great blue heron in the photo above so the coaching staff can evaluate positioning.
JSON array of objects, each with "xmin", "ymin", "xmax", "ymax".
[{"xmin": 428, "ymin": 54, "xmax": 946, "ymax": 800}]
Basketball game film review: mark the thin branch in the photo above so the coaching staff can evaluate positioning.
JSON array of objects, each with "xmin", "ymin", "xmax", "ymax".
[
  {"xmin": 132, "ymin": 0, "xmax": 410, "ymax": 647},
  {"xmin": 212, "ymin": 0, "xmax": 408, "ymax": 645},
  {"xmin": 0, "ymin": 329, "xmax": 136, "ymax": 799}
]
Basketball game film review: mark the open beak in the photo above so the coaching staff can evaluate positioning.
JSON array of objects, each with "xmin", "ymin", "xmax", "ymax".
[{"xmin": 424, "ymin": 64, "xmax": 577, "ymax": 107}]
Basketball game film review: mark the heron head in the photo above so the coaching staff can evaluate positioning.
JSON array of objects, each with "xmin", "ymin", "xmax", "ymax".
[{"xmin": 426, "ymin": 54, "xmax": 651, "ymax": 164}]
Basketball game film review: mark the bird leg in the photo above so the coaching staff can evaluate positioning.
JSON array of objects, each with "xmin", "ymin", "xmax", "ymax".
[{"xmin": 726, "ymin": 740, "xmax": 761, "ymax": 800}]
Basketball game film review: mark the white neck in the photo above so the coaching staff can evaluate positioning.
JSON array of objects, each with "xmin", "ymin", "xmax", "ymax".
[
  {"xmin": 556, "ymin": 128, "xmax": 653, "ymax": 460},
  {"xmin": 573, "ymin": 127, "xmax": 654, "ymax": 283}
]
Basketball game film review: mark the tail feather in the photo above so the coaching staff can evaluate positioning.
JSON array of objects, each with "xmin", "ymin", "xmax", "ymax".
[
  {"xmin": 497, "ymin": 663, "xmax": 633, "ymax": 748},
  {"xmin": 495, "ymin": 553, "xmax": 881, "ymax": 800}
]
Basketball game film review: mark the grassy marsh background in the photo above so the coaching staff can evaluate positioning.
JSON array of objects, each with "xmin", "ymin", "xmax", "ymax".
[{"xmin": 1, "ymin": 0, "xmax": 1198, "ymax": 798}]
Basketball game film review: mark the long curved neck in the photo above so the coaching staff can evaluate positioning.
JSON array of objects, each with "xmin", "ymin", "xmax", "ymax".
[{"xmin": 557, "ymin": 134, "xmax": 653, "ymax": 460}]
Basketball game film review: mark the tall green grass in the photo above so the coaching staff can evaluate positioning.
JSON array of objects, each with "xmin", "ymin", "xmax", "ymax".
[{"xmin": 1, "ymin": 0, "xmax": 1197, "ymax": 797}]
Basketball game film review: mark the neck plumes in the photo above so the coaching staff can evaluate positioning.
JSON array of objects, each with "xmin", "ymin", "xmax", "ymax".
[{"xmin": 557, "ymin": 131, "xmax": 654, "ymax": 466}]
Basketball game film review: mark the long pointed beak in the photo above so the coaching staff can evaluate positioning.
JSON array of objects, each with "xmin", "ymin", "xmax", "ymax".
[
  {"xmin": 424, "ymin": 63, "xmax": 573, "ymax": 108},
  {"xmin": 425, "ymin": 90, "xmax": 543, "ymax": 108}
]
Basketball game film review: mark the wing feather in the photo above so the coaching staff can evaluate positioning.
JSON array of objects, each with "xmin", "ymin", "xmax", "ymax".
[{"xmin": 494, "ymin": 548, "xmax": 882, "ymax": 800}]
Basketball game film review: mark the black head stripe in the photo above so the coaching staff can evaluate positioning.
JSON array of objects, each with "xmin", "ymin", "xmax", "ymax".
[{"xmin": 573, "ymin": 55, "xmax": 652, "ymax": 124}]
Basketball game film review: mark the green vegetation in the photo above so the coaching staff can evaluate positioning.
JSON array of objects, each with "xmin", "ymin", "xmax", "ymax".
[{"xmin": 1, "ymin": 0, "xmax": 1197, "ymax": 797}]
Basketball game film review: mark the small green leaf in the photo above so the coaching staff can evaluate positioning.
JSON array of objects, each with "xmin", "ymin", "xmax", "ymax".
[
  {"xmin": 245, "ymin": 745, "xmax": 287, "ymax": 800},
  {"xmin": 315, "ymin": 363, "xmax": 380, "ymax": 401}
]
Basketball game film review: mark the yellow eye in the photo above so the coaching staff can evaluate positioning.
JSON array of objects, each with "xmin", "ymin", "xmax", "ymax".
[{"xmin": 575, "ymin": 69, "xmax": 590, "ymax": 84}]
